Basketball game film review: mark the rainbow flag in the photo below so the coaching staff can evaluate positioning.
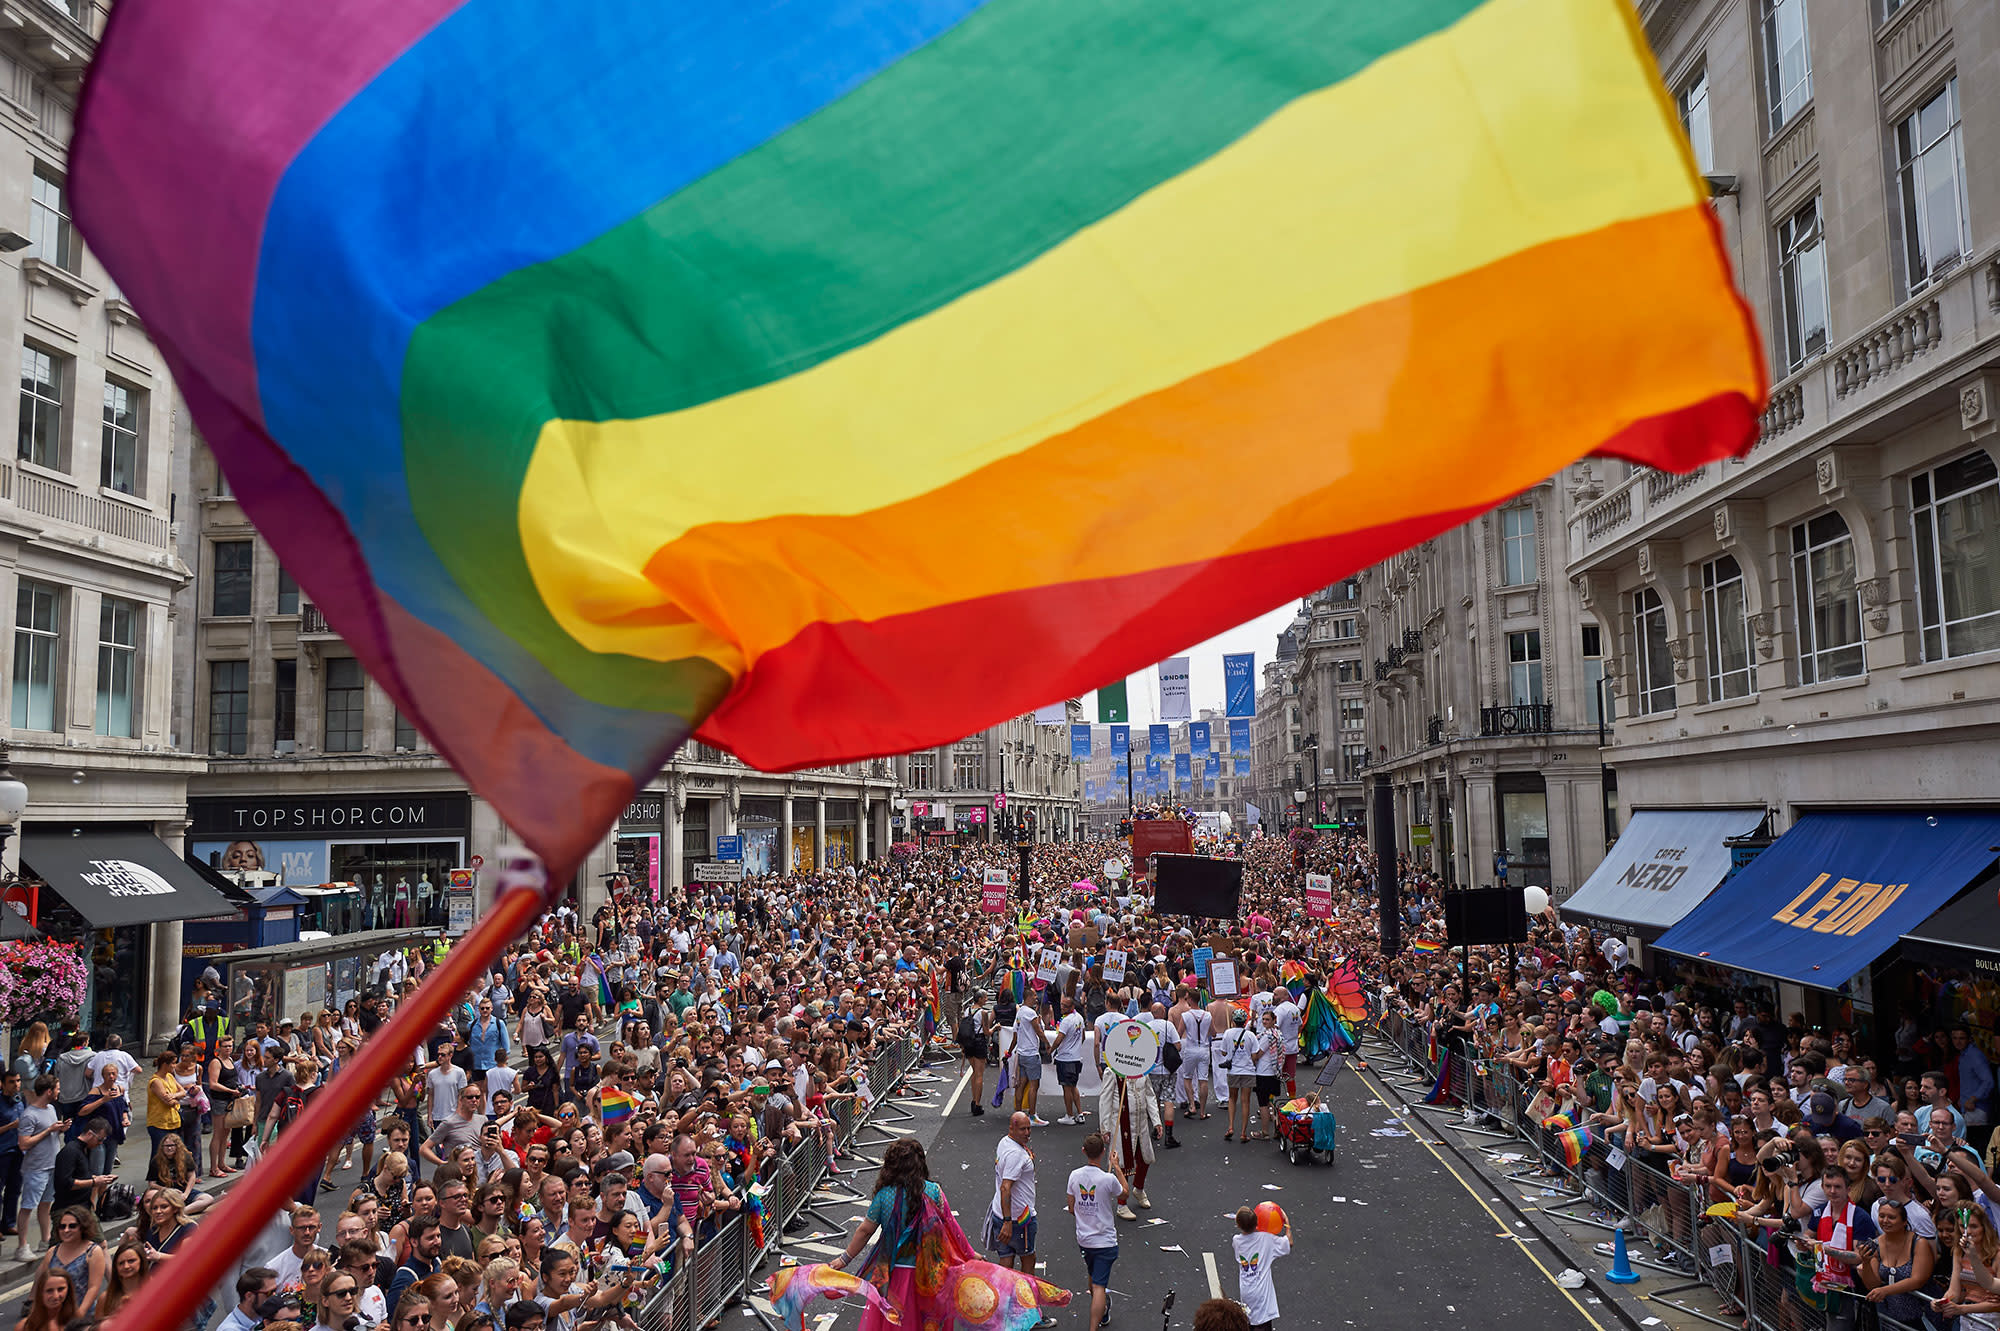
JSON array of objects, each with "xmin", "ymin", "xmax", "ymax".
[
  {"xmin": 586, "ymin": 955, "xmax": 616, "ymax": 1009},
  {"xmin": 600, "ymin": 1088, "xmax": 636, "ymax": 1126},
  {"xmin": 1555, "ymin": 1126, "xmax": 1593, "ymax": 1169},
  {"xmin": 70, "ymin": 0, "xmax": 1762, "ymax": 881},
  {"xmin": 1411, "ymin": 940, "xmax": 1445, "ymax": 956}
]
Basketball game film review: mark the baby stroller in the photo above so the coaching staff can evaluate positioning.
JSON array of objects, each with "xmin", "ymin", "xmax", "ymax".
[{"xmin": 1272, "ymin": 1095, "xmax": 1336, "ymax": 1166}]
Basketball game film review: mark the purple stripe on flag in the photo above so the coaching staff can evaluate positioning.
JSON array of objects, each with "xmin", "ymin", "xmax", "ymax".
[{"xmin": 71, "ymin": 0, "xmax": 468, "ymax": 428}]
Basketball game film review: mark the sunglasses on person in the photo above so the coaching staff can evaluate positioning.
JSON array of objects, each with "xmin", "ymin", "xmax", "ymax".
[
  {"xmin": 401, "ymin": 1316, "xmax": 431, "ymax": 1327},
  {"xmin": 324, "ymin": 1285, "xmax": 358, "ymax": 1300}
]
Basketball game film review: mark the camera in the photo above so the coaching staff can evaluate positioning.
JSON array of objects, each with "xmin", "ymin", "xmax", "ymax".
[
  {"xmin": 1760, "ymin": 1147, "xmax": 1798, "ymax": 1173},
  {"xmin": 1777, "ymin": 1216, "xmax": 1804, "ymax": 1237}
]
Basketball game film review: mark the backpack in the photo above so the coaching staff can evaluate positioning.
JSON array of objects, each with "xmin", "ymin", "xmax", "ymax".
[
  {"xmin": 1083, "ymin": 985, "xmax": 1108, "ymax": 1022},
  {"xmin": 96, "ymin": 1179, "xmax": 137, "ymax": 1222},
  {"xmin": 955, "ymin": 1012, "xmax": 982, "ymax": 1049}
]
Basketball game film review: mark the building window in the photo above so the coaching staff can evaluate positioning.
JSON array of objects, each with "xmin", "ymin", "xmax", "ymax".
[
  {"xmin": 18, "ymin": 344, "xmax": 65, "ymax": 470},
  {"xmin": 211, "ymin": 540, "xmax": 253, "ymax": 616},
  {"xmin": 952, "ymin": 750, "xmax": 984, "ymax": 790},
  {"xmin": 274, "ymin": 658, "xmax": 296, "ymax": 747},
  {"xmin": 27, "ymin": 163, "xmax": 76, "ymax": 274},
  {"xmin": 100, "ymin": 379, "xmax": 142, "ymax": 495},
  {"xmin": 1762, "ymin": 0, "xmax": 1811, "ymax": 134},
  {"xmin": 1500, "ymin": 506, "xmax": 1536, "ymax": 586},
  {"xmin": 1506, "ymin": 630, "xmax": 1544, "ymax": 705},
  {"xmin": 10, "ymin": 579, "xmax": 60, "ymax": 731},
  {"xmin": 906, "ymin": 752, "xmax": 936, "ymax": 788},
  {"xmin": 1333, "ymin": 616, "xmax": 1356, "ymax": 639},
  {"xmin": 1895, "ymin": 79, "xmax": 1970, "ymax": 297},
  {"xmin": 1634, "ymin": 588, "xmax": 1677, "ymax": 714},
  {"xmin": 276, "ymin": 566, "xmax": 299, "ymax": 616},
  {"xmin": 1880, "ymin": 0, "xmax": 1907, "ymax": 22},
  {"xmin": 1580, "ymin": 623, "xmax": 1609, "ymax": 726},
  {"xmin": 1339, "ymin": 697, "xmax": 1364, "ymax": 731},
  {"xmin": 323, "ymin": 657, "xmax": 365, "ymax": 752},
  {"xmin": 1336, "ymin": 660, "xmax": 1360, "ymax": 683},
  {"xmin": 395, "ymin": 709, "xmax": 419, "ymax": 751},
  {"xmin": 208, "ymin": 660, "xmax": 248, "ymax": 755},
  {"xmin": 1340, "ymin": 742, "xmax": 1366, "ymax": 781},
  {"xmin": 1791, "ymin": 511, "xmax": 1864, "ymax": 683},
  {"xmin": 1778, "ymin": 198, "xmax": 1829, "ymax": 369},
  {"xmin": 1702, "ymin": 555, "xmax": 1755, "ymax": 700},
  {"xmin": 1679, "ymin": 64, "xmax": 1713, "ymax": 174},
  {"xmin": 94, "ymin": 596, "xmax": 137, "ymax": 738},
  {"xmin": 1912, "ymin": 448, "xmax": 2000, "ymax": 661}
]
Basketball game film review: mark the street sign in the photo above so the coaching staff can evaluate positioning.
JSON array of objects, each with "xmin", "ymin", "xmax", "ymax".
[
  {"xmin": 981, "ymin": 868, "xmax": 1009, "ymax": 913},
  {"xmin": 446, "ymin": 892, "xmax": 475, "ymax": 936},
  {"xmin": 1304, "ymin": 873, "xmax": 1332, "ymax": 920},
  {"xmin": 1410, "ymin": 824, "xmax": 1433, "ymax": 848},
  {"xmin": 715, "ymin": 834, "xmax": 744, "ymax": 862},
  {"xmin": 995, "ymin": 792, "xmax": 1007, "ymax": 809},
  {"xmin": 447, "ymin": 868, "xmax": 476, "ymax": 889},
  {"xmin": 692, "ymin": 862, "xmax": 744, "ymax": 883}
]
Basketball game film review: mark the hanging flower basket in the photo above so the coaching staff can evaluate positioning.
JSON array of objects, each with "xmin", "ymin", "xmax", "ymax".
[
  {"xmin": 889, "ymin": 841, "xmax": 920, "ymax": 861},
  {"xmin": 0, "ymin": 939, "xmax": 89, "ymax": 1027}
]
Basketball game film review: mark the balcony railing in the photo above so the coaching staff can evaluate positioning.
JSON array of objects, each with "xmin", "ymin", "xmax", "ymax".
[
  {"xmin": 1426, "ymin": 716, "xmax": 1444, "ymax": 746},
  {"xmin": 1480, "ymin": 704, "xmax": 1555, "ymax": 736},
  {"xmin": 300, "ymin": 603, "xmax": 335, "ymax": 636}
]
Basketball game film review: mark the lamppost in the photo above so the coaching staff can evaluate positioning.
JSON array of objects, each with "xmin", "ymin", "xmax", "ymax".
[
  {"xmin": 0, "ymin": 741, "xmax": 29, "ymax": 868},
  {"xmin": 1293, "ymin": 788, "xmax": 1308, "ymax": 831},
  {"xmin": 1303, "ymin": 732, "xmax": 1322, "ymax": 829}
]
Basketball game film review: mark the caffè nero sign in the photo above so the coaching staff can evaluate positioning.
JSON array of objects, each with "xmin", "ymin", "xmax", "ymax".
[{"xmin": 189, "ymin": 793, "xmax": 471, "ymax": 838}]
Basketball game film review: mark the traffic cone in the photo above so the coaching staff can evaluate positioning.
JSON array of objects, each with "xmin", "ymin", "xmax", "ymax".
[{"xmin": 1604, "ymin": 1224, "xmax": 1640, "ymax": 1284}]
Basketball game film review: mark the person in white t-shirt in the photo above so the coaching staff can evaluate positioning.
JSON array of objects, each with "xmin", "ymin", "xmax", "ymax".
[
  {"xmin": 1271, "ymin": 994, "xmax": 1302, "ymax": 1098},
  {"xmin": 1052, "ymin": 997, "xmax": 1089, "ymax": 1125},
  {"xmin": 987, "ymin": 1113, "xmax": 1040, "ymax": 1271},
  {"xmin": 1232, "ymin": 1205, "xmax": 1292, "ymax": 1330},
  {"xmin": 1066, "ymin": 1133, "xmax": 1129, "ymax": 1331},
  {"xmin": 1147, "ymin": 1002, "xmax": 1181, "ymax": 1151}
]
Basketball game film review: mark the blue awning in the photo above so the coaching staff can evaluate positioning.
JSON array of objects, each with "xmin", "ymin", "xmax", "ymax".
[{"xmin": 1653, "ymin": 811, "xmax": 2000, "ymax": 989}]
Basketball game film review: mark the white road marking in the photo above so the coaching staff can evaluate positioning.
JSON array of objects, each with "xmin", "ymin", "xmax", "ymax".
[
  {"xmin": 939, "ymin": 1065, "xmax": 974, "ymax": 1118},
  {"xmin": 1203, "ymin": 1251, "xmax": 1223, "ymax": 1299}
]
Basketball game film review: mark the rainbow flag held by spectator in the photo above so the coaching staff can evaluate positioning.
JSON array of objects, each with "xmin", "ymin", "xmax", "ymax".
[
  {"xmin": 1555, "ymin": 1126, "xmax": 1593, "ymax": 1168},
  {"xmin": 1411, "ymin": 939, "xmax": 1445, "ymax": 955},
  {"xmin": 600, "ymin": 1088, "xmax": 636, "ymax": 1125},
  {"xmin": 586, "ymin": 954, "xmax": 616, "ymax": 1008}
]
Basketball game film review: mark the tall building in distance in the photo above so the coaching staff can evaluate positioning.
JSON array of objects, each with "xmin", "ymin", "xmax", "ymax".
[
  {"xmin": 1357, "ymin": 479, "xmax": 1610, "ymax": 898},
  {"xmin": 1572, "ymin": 0, "xmax": 2000, "ymax": 825},
  {"xmin": 1289, "ymin": 579, "xmax": 1369, "ymax": 825}
]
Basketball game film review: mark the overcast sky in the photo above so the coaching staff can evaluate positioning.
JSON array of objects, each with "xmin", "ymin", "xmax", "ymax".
[{"xmin": 1097, "ymin": 601, "xmax": 1303, "ymax": 727}]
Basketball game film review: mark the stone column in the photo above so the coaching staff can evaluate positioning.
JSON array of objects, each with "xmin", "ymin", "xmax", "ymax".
[
  {"xmin": 664, "ymin": 793, "xmax": 683, "ymax": 899},
  {"xmin": 780, "ymin": 795, "xmax": 793, "ymax": 873},
  {"xmin": 1542, "ymin": 774, "xmax": 1578, "ymax": 901},
  {"xmin": 855, "ymin": 796, "xmax": 869, "ymax": 863},
  {"xmin": 814, "ymin": 797, "xmax": 827, "ymax": 870},
  {"xmin": 1463, "ymin": 773, "xmax": 1498, "ymax": 889}
]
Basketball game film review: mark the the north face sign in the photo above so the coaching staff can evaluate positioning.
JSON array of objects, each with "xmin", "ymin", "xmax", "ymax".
[{"xmin": 80, "ymin": 859, "xmax": 177, "ymax": 898}]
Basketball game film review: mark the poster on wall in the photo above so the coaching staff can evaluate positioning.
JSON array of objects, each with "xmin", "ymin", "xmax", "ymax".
[
  {"xmin": 742, "ymin": 826, "xmax": 778, "ymax": 877},
  {"xmin": 616, "ymin": 834, "xmax": 662, "ymax": 899},
  {"xmin": 791, "ymin": 826, "xmax": 816, "ymax": 874},
  {"xmin": 192, "ymin": 837, "xmax": 328, "ymax": 886}
]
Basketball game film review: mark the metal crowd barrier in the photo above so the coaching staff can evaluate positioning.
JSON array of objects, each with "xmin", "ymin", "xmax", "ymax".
[
  {"xmin": 1366, "ymin": 1011, "xmax": 1934, "ymax": 1331},
  {"xmin": 637, "ymin": 1030, "xmax": 929, "ymax": 1331}
]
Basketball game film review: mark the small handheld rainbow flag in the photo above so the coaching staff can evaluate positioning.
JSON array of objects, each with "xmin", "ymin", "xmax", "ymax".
[
  {"xmin": 1541, "ymin": 1113, "xmax": 1576, "ymax": 1132},
  {"xmin": 1411, "ymin": 939, "xmax": 1444, "ymax": 955},
  {"xmin": 600, "ymin": 1088, "xmax": 636, "ymax": 1126},
  {"xmin": 1555, "ymin": 1126, "xmax": 1593, "ymax": 1168},
  {"xmin": 586, "ymin": 954, "xmax": 616, "ymax": 1007}
]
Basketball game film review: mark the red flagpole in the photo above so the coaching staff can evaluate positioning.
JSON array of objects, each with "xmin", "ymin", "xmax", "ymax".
[{"xmin": 111, "ymin": 862, "xmax": 550, "ymax": 1331}]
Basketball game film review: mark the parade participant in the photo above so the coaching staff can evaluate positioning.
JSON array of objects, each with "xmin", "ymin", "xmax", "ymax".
[
  {"xmin": 1215, "ymin": 1010, "xmax": 1258, "ymax": 1143},
  {"xmin": 1013, "ymin": 1000, "xmax": 1050, "ymax": 1127},
  {"xmin": 987, "ymin": 1112, "xmax": 1041, "ymax": 1273},
  {"xmin": 1176, "ymin": 992, "xmax": 1214, "ymax": 1121},
  {"xmin": 1232, "ymin": 1205, "xmax": 1291, "ymax": 1331},
  {"xmin": 1065, "ymin": 1133, "xmax": 1127, "ymax": 1331}
]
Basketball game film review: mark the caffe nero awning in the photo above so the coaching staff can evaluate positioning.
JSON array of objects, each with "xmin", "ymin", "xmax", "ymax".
[
  {"xmin": 23, "ymin": 828, "xmax": 237, "ymax": 928},
  {"xmin": 1560, "ymin": 807, "xmax": 1767, "ymax": 937},
  {"xmin": 1654, "ymin": 811, "xmax": 2000, "ymax": 989}
]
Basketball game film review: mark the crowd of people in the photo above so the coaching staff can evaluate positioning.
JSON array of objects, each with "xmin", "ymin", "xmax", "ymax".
[{"xmin": 3, "ymin": 812, "xmax": 1996, "ymax": 1331}]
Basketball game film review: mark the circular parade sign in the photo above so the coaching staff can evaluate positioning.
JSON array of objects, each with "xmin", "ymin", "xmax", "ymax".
[
  {"xmin": 1104, "ymin": 859, "xmax": 1127, "ymax": 879},
  {"xmin": 1100, "ymin": 1020, "xmax": 1159, "ymax": 1077}
]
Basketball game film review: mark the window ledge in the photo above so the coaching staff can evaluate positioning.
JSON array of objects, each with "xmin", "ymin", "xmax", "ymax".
[
  {"xmin": 1777, "ymin": 673, "xmax": 1869, "ymax": 701},
  {"xmin": 1692, "ymin": 694, "xmax": 1760, "ymax": 716},
  {"xmin": 1898, "ymin": 649, "xmax": 2000, "ymax": 682},
  {"xmin": 96, "ymin": 484, "xmax": 149, "ymax": 510},
  {"xmin": 16, "ymin": 458, "xmax": 75, "ymax": 488},
  {"xmin": 1631, "ymin": 706, "xmax": 1679, "ymax": 722},
  {"xmin": 201, "ymin": 613, "xmax": 253, "ymax": 624},
  {"xmin": 21, "ymin": 257, "xmax": 95, "ymax": 306}
]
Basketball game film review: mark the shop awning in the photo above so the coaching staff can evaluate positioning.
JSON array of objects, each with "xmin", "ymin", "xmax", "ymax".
[
  {"xmin": 1654, "ymin": 811, "xmax": 2000, "ymax": 989},
  {"xmin": 1900, "ymin": 888, "xmax": 2000, "ymax": 971},
  {"xmin": 1560, "ymin": 807, "xmax": 1767, "ymax": 936},
  {"xmin": 24, "ymin": 829, "xmax": 237, "ymax": 928}
]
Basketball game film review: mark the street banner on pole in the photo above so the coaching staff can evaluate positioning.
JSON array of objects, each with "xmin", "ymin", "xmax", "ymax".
[
  {"xmin": 1229, "ymin": 717, "xmax": 1251, "ymax": 751},
  {"xmin": 1070, "ymin": 723, "xmax": 1092, "ymax": 759},
  {"xmin": 1158, "ymin": 657, "xmax": 1191, "ymax": 721},
  {"xmin": 1033, "ymin": 701, "xmax": 1067, "ymax": 724},
  {"xmin": 1110, "ymin": 724, "xmax": 1129, "ymax": 756},
  {"xmin": 1149, "ymin": 724, "xmax": 1170, "ymax": 757},
  {"xmin": 1175, "ymin": 753, "xmax": 1192, "ymax": 782},
  {"xmin": 1224, "ymin": 652, "xmax": 1256, "ymax": 717},
  {"xmin": 1097, "ymin": 681, "xmax": 1129, "ymax": 723},
  {"xmin": 1189, "ymin": 721, "xmax": 1210, "ymax": 752},
  {"xmin": 1246, "ymin": 803, "xmax": 1262, "ymax": 825},
  {"xmin": 1234, "ymin": 755, "xmax": 1250, "ymax": 776},
  {"xmin": 1205, "ymin": 752, "xmax": 1220, "ymax": 775}
]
